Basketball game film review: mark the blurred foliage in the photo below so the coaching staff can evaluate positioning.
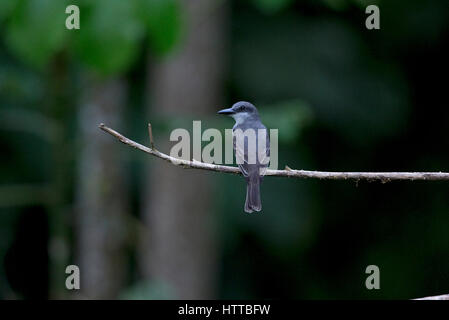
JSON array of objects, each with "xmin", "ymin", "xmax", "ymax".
[
  {"xmin": 5, "ymin": 0, "xmax": 69, "ymax": 68},
  {"xmin": 0, "ymin": 0, "xmax": 17, "ymax": 22},
  {"xmin": 75, "ymin": 0, "xmax": 145, "ymax": 74},
  {"xmin": 232, "ymin": 11, "xmax": 410, "ymax": 145},
  {"xmin": 139, "ymin": 0, "xmax": 182, "ymax": 55},
  {"xmin": 250, "ymin": 0, "xmax": 294, "ymax": 14},
  {"xmin": 1, "ymin": 0, "xmax": 449, "ymax": 300},
  {"xmin": 259, "ymin": 100, "xmax": 313, "ymax": 144},
  {"xmin": 2, "ymin": 0, "xmax": 182, "ymax": 74},
  {"xmin": 321, "ymin": 0, "xmax": 380, "ymax": 11},
  {"xmin": 120, "ymin": 281, "xmax": 173, "ymax": 300}
]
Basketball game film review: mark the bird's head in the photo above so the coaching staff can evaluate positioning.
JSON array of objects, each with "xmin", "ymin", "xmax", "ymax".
[{"xmin": 217, "ymin": 101, "xmax": 259, "ymax": 123}]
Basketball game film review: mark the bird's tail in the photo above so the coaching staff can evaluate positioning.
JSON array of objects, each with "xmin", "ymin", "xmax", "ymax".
[{"xmin": 245, "ymin": 178, "xmax": 262, "ymax": 213}]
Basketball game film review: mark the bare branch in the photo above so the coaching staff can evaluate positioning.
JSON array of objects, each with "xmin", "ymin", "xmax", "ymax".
[
  {"xmin": 414, "ymin": 294, "xmax": 449, "ymax": 300},
  {"xmin": 99, "ymin": 123, "xmax": 239, "ymax": 175},
  {"xmin": 98, "ymin": 123, "xmax": 449, "ymax": 182}
]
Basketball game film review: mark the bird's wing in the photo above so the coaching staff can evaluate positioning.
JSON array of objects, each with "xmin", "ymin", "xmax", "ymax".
[
  {"xmin": 233, "ymin": 133, "xmax": 249, "ymax": 177},
  {"xmin": 233, "ymin": 128, "xmax": 270, "ymax": 177},
  {"xmin": 258, "ymin": 128, "xmax": 270, "ymax": 177}
]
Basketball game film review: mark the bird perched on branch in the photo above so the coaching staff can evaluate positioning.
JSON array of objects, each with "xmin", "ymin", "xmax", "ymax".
[{"xmin": 218, "ymin": 101, "xmax": 270, "ymax": 213}]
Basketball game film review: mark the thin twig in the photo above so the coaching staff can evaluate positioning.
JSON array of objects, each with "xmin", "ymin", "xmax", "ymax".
[
  {"xmin": 148, "ymin": 123, "xmax": 155, "ymax": 149},
  {"xmin": 98, "ymin": 123, "xmax": 449, "ymax": 182}
]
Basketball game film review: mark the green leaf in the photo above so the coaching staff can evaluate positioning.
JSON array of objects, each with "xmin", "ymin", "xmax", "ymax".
[
  {"xmin": 138, "ymin": 0, "xmax": 182, "ymax": 55},
  {"xmin": 5, "ymin": 0, "xmax": 69, "ymax": 68},
  {"xmin": 0, "ymin": 0, "xmax": 17, "ymax": 22},
  {"xmin": 75, "ymin": 0, "xmax": 144, "ymax": 75}
]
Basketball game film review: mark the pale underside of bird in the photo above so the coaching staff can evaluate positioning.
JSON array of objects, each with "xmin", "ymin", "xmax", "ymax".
[{"xmin": 218, "ymin": 101, "xmax": 270, "ymax": 213}]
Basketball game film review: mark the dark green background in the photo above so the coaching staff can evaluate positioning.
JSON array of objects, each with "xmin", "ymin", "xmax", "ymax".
[{"xmin": 0, "ymin": 0, "xmax": 448, "ymax": 299}]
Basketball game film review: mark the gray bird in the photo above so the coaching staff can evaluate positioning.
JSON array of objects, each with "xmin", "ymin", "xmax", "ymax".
[{"xmin": 218, "ymin": 101, "xmax": 270, "ymax": 213}]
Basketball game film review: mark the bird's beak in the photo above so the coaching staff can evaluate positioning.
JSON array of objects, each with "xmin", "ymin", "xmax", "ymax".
[{"xmin": 217, "ymin": 107, "xmax": 235, "ymax": 115}]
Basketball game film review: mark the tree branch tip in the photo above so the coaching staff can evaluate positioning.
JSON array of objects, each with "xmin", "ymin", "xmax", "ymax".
[
  {"xmin": 414, "ymin": 293, "xmax": 449, "ymax": 300},
  {"xmin": 148, "ymin": 123, "xmax": 155, "ymax": 149}
]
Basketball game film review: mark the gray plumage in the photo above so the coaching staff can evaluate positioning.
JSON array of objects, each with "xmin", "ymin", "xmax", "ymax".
[{"xmin": 218, "ymin": 101, "xmax": 270, "ymax": 213}]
